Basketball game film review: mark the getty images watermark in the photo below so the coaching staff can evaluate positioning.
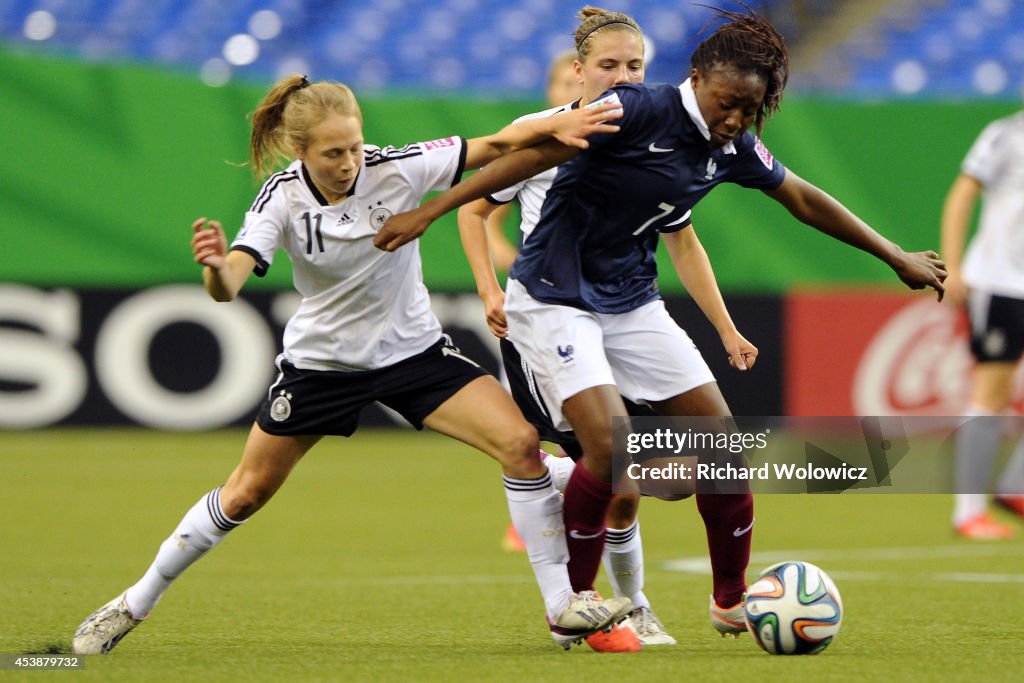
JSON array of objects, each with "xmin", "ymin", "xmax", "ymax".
[{"xmin": 610, "ymin": 415, "xmax": 1024, "ymax": 497}]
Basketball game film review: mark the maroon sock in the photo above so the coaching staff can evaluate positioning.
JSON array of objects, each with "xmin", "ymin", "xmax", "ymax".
[
  {"xmin": 696, "ymin": 492, "xmax": 754, "ymax": 607},
  {"xmin": 562, "ymin": 462, "xmax": 613, "ymax": 592}
]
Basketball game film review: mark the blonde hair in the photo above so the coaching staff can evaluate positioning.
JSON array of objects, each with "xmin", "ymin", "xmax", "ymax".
[
  {"xmin": 574, "ymin": 6, "xmax": 643, "ymax": 61},
  {"xmin": 248, "ymin": 75, "xmax": 362, "ymax": 179},
  {"xmin": 546, "ymin": 49, "xmax": 577, "ymax": 88}
]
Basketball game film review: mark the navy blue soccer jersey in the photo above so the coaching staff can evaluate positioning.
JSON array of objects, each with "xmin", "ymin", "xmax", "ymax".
[{"xmin": 508, "ymin": 82, "xmax": 786, "ymax": 313}]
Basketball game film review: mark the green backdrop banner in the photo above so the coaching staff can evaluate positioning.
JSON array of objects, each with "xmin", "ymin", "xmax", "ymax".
[{"xmin": 1, "ymin": 48, "xmax": 1017, "ymax": 292}]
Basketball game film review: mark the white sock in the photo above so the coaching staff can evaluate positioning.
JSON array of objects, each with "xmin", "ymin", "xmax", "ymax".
[
  {"xmin": 953, "ymin": 493, "xmax": 987, "ymax": 526},
  {"xmin": 504, "ymin": 473, "xmax": 573, "ymax": 620},
  {"xmin": 953, "ymin": 407, "xmax": 1004, "ymax": 526},
  {"xmin": 124, "ymin": 487, "xmax": 244, "ymax": 618},
  {"xmin": 542, "ymin": 452, "xmax": 577, "ymax": 493},
  {"xmin": 996, "ymin": 434, "xmax": 1024, "ymax": 496},
  {"xmin": 602, "ymin": 520, "xmax": 648, "ymax": 609}
]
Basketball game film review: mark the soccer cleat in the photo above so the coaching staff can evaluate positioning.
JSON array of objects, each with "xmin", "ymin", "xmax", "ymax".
[
  {"xmin": 548, "ymin": 591, "xmax": 633, "ymax": 649},
  {"xmin": 501, "ymin": 521, "xmax": 527, "ymax": 552},
  {"xmin": 72, "ymin": 592, "xmax": 142, "ymax": 655},
  {"xmin": 625, "ymin": 606, "xmax": 677, "ymax": 646},
  {"xmin": 994, "ymin": 495, "xmax": 1024, "ymax": 519},
  {"xmin": 709, "ymin": 595, "xmax": 746, "ymax": 638},
  {"xmin": 955, "ymin": 513, "xmax": 1015, "ymax": 540},
  {"xmin": 585, "ymin": 623, "xmax": 643, "ymax": 652}
]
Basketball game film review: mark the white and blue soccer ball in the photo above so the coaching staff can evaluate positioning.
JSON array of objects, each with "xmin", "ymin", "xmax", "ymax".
[{"xmin": 744, "ymin": 561, "xmax": 843, "ymax": 655}]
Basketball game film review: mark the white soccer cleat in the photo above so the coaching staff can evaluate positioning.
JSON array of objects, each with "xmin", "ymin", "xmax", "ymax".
[
  {"xmin": 548, "ymin": 591, "xmax": 632, "ymax": 649},
  {"xmin": 71, "ymin": 593, "xmax": 142, "ymax": 655},
  {"xmin": 625, "ymin": 606, "xmax": 677, "ymax": 646},
  {"xmin": 542, "ymin": 452, "xmax": 577, "ymax": 493},
  {"xmin": 709, "ymin": 595, "xmax": 746, "ymax": 638}
]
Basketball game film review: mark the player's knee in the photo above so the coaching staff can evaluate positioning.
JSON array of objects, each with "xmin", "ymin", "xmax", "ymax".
[
  {"xmin": 220, "ymin": 479, "xmax": 275, "ymax": 520},
  {"xmin": 495, "ymin": 422, "xmax": 541, "ymax": 471},
  {"xmin": 607, "ymin": 493, "xmax": 640, "ymax": 525}
]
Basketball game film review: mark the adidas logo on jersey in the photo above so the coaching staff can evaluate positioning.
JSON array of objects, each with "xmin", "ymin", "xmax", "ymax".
[{"xmin": 336, "ymin": 213, "xmax": 355, "ymax": 226}]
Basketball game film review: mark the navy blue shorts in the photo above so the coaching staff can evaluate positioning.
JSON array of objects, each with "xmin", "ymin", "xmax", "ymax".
[
  {"xmin": 256, "ymin": 335, "xmax": 488, "ymax": 437},
  {"xmin": 968, "ymin": 292, "xmax": 1024, "ymax": 363}
]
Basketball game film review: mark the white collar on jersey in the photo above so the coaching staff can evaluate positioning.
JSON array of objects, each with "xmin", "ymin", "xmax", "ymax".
[{"xmin": 679, "ymin": 78, "xmax": 737, "ymax": 155}]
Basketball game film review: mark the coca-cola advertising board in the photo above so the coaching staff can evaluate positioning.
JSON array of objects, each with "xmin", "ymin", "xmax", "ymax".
[{"xmin": 785, "ymin": 290, "xmax": 1023, "ymax": 417}]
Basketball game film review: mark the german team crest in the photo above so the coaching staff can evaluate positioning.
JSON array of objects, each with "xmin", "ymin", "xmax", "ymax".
[
  {"xmin": 270, "ymin": 390, "xmax": 292, "ymax": 422},
  {"xmin": 368, "ymin": 200, "xmax": 393, "ymax": 232}
]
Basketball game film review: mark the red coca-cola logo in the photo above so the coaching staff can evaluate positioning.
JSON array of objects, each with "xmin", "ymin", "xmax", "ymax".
[{"xmin": 852, "ymin": 299, "xmax": 1023, "ymax": 417}]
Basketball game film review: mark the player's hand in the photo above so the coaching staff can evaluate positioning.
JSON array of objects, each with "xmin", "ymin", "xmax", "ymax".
[
  {"xmin": 721, "ymin": 330, "xmax": 758, "ymax": 371},
  {"xmin": 192, "ymin": 217, "xmax": 228, "ymax": 269},
  {"xmin": 941, "ymin": 268, "xmax": 967, "ymax": 307},
  {"xmin": 892, "ymin": 249, "xmax": 948, "ymax": 302},
  {"xmin": 549, "ymin": 101, "xmax": 622, "ymax": 149},
  {"xmin": 373, "ymin": 206, "xmax": 433, "ymax": 252},
  {"xmin": 480, "ymin": 288, "xmax": 508, "ymax": 338}
]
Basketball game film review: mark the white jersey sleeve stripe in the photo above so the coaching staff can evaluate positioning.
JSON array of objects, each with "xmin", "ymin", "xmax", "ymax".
[{"xmin": 250, "ymin": 171, "xmax": 299, "ymax": 213}]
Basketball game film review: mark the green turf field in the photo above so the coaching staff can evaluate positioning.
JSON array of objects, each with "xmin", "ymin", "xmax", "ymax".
[{"xmin": 2, "ymin": 429, "xmax": 1022, "ymax": 681}]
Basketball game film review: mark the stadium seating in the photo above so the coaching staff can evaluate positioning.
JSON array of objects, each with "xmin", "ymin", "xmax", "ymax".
[
  {"xmin": 803, "ymin": 0, "xmax": 1024, "ymax": 99},
  {"xmin": 0, "ymin": 0, "xmax": 720, "ymax": 92},
  {"xmin": 1, "ymin": 0, "xmax": 1021, "ymax": 98}
]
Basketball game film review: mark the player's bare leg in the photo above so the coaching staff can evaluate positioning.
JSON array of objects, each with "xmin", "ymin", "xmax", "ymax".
[{"xmin": 73, "ymin": 426, "xmax": 318, "ymax": 655}]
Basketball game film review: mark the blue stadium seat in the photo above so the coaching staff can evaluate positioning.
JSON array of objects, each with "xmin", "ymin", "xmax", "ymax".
[
  {"xmin": 3, "ymin": 0, "xmax": 1018, "ymax": 98},
  {"xmin": 820, "ymin": 0, "xmax": 1024, "ymax": 98}
]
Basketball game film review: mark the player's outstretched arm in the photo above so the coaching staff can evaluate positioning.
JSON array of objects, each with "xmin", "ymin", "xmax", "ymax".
[
  {"xmin": 458, "ymin": 199, "xmax": 510, "ymax": 338},
  {"xmin": 191, "ymin": 217, "xmax": 256, "ymax": 302},
  {"xmin": 374, "ymin": 139, "xmax": 579, "ymax": 252},
  {"xmin": 661, "ymin": 227, "xmax": 757, "ymax": 371},
  {"xmin": 463, "ymin": 102, "xmax": 621, "ymax": 169},
  {"xmin": 765, "ymin": 170, "xmax": 948, "ymax": 300}
]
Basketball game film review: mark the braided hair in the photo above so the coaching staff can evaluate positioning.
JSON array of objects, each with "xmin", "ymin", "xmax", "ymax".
[{"xmin": 691, "ymin": 4, "xmax": 789, "ymax": 136}]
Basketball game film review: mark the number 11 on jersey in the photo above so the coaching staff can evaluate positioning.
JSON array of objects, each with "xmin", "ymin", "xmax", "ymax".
[{"xmin": 301, "ymin": 211, "xmax": 325, "ymax": 254}]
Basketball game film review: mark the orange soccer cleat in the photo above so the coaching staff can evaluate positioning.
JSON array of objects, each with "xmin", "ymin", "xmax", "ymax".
[
  {"xmin": 709, "ymin": 596, "xmax": 747, "ymax": 638},
  {"xmin": 585, "ymin": 623, "xmax": 643, "ymax": 652},
  {"xmin": 955, "ymin": 513, "xmax": 1015, "ymax": 540}
]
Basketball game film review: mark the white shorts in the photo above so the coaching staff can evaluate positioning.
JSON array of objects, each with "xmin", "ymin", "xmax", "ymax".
[{"xmin": 504, "ymin": 278, "xmax": 716, "ymax": 432}]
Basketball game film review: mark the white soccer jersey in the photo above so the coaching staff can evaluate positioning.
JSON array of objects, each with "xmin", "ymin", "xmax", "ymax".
[
  {"xmin": 232, "ymin": 137, "xmax": 467, "ymax": 371},
  {"xmin": 488, "ymin": 103, "xmax": 571, "ymax": 240},
  {"xmin": 960, "ymin": 111, "xmax": 1024, "ymax": 297}
]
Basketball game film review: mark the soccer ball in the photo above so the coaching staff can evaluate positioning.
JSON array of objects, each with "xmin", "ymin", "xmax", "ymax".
[{"xmin": 744, "ymin": 561, "xmax": 843, "ymax": 655}]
